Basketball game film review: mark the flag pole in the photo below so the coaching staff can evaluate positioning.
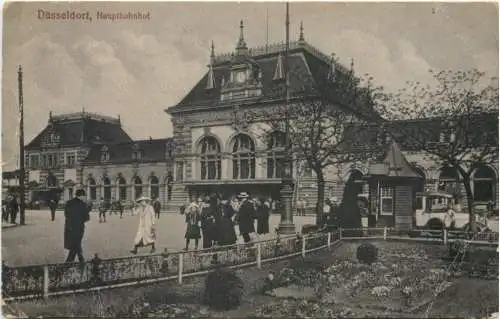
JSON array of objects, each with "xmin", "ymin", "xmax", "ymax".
[{"xmin": 18, "ymin": 65, "xmax": 26, "ymax": 225}]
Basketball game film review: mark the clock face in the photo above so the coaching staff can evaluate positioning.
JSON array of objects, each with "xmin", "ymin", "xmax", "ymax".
[{"xmin": 236, "ymin": 71, "xmax": 246, "ymax": 83}]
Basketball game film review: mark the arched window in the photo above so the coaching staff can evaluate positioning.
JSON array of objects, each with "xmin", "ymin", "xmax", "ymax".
[
  {"xmin": 438, "ymin": 166, "xmax": 460, "ymax": 190},
  {"xmin": 88, "ymin": 178, "xmax": 97, "ymax": 200},
  {"xmin": 103, "ymin": 177, "xmax": 111, "ymax": 201},
  {"xmin": 150, "ymin": 176, "xmax": 159, "ymax": 199},
  {"xmin": 133, "ymin": 176, "xmax": 143, "ymax": 199},
  {"xmin": 232, "ymin": 134, "xmax": 255, "ymax": 179},
  {"xmin": 267, "ymin": 131, "xmax": 286, "ymax": 179},
  {"xmin": 199, "ymin": 136, "xmax": 221, "ymax": 180},
  {"xmin": 118, "ymin": 176, "xmax": 127, "ymax": 201},
  {"xmin": 47, "ymin": 174, "xmax": 57, "ymax": 188},
  {"xmin": 473, "ymin": 165, "xmax": 496, "ymax": 203}
]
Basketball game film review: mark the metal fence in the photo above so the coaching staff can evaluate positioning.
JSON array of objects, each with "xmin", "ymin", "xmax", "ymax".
[{"xmin": 3, "ymin": 228, "xmax": 497, "ymax": 301}]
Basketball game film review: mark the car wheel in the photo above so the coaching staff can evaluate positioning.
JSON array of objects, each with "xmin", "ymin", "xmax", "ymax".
[{"xmin": 426, "ymin": 218, "xmax": 443, "ymax": 230}]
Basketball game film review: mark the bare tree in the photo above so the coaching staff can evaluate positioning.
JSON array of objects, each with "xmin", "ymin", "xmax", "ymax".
[
  {"xmin": 248, "ymin": 60, "xmax": 385, "ymax": 225},
  {"xmin": 383, "ymin": 69, "xmax": 499, "ymax": 228}
]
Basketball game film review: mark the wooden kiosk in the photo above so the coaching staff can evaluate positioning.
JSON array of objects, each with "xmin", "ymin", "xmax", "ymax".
[{"xmin": 364, "ymin": 141, "xmax": 423, "ymax": 232}]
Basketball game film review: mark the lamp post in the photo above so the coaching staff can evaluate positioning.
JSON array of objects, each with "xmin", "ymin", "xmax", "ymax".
[{"xmin": 277, "ymin": 2, "xmax": 296, "ymax": 235}]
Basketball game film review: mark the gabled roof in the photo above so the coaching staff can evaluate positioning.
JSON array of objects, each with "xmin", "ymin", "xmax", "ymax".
[
  {"xmin": 382, "ymin": 141, "xmax": 422, "ymax": 178},
  {"xmin": 166, "ymin": 41, "xmax": 370, "ymax": 115},
  {"xmin": 82, "ymin": 138, "xmax": 174, "ymax": 165},
  {"xmin": 25, "ymin": 112, "xmax": 132, "ymax": 150}
]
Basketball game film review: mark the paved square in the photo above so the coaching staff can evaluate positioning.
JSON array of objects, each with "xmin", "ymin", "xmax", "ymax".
[{"xmin": 2, "ymin": 210, "xmax": 316, "ymax": 266}]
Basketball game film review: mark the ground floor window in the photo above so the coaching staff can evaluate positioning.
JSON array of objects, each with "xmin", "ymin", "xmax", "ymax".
[{"xmin": 380, "ymin": 186, "xmax": 394, "ymax": 215}]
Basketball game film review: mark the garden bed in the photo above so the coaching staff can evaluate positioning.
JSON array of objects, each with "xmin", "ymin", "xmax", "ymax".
[{"xmin": 10, "ymin": 240, "xmax": 498, "ymax": 318}]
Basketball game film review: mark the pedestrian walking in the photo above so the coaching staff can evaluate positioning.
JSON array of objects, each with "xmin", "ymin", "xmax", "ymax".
[
  {"xmin": 217, "ymin": 198, "xmax": 237, "ymax": 246},
  {"xmin": 64, "ymin": 189, "xmax": 90, "ymax": 263},
  {"xmin": 2, "ymin": 199, "xmax": 9, "ymax": 222},
  {"xmin": 236, "ymin": 192, "xmax": 255, "ymax": 243},
  {"xmin": 184, "ymin": 199, "xmax": 201, "ymax": 250},
  {"xmin": 200, "ymin": 196, "xmax": 215, "ymax": 249},
  {"xmin": 48, "ymin": 198, "xmax": 58, "ymax": 222},
  {"xmin": 153, "ymin": 197, "xmax": 161, "ymax": 219},
  {"xmin": 98, "ymin": 197, "xmax": 107, "ymax": 223},
  {"xmin": 130, "ymin": 196, "xmax": 156, "ymax": 254},
  {"xmin": 256, "ymin": 198, "xmax": 270, "ymax": 235},
  {"xmin": 9, "ymin": 195, "xmax": 19, "ymax": 224}
]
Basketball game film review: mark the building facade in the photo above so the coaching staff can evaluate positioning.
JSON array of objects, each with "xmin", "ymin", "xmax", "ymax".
[
  {"xmin": 165, "ymin": 22, "xmax": 499, "ymax": 213},
  {"xmin": 80, "ymin": 138, "xmax": 175, "ymax": 208}
]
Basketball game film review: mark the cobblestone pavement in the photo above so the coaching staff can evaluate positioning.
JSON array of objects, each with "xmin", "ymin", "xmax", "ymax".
[{"xmin": 2, "ymin": 210, "xmax": 315, "ymax": 266}]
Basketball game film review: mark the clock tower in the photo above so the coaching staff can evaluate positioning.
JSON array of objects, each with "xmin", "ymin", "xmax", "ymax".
[{"xmin": 220, "ymin": 20, "xmax": 263, "ymax": 102}]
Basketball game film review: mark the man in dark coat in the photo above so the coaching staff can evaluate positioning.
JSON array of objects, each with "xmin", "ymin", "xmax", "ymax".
[
  {"xmin": 237, "ymin": 192, "xmax": 255, "ymax": 243},
  {"xmin": 200, "ymin": 196, "xmax": 215, "ymax": 249},
  {"xmin": 64, "ymin": 189, "xmax": 90, "ymax": 263},
  {"xmin": 48, "ymin": 198, "xmax": 58, "ymax": 222},
  {"xmin": 9, "ymin": 195, "xmax": 19, "ymax": 224},
  {"xmin": 153, "ymin": 197, "xmax": 161, "ymax": 219}
]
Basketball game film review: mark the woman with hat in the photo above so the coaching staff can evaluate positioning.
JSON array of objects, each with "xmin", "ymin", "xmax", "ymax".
[
  {"xmin": 130, "ymin": 196, "xmax": 156, "ymax": 254},
  {"xmin": 236, "ymin": 192, "xmax": 256, "ymax": 243},
  {"xmin": 184, "ymin": 198, "xmax": 202, "ymax": 250}
]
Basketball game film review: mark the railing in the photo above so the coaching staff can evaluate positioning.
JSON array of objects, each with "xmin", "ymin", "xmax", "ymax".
[
  {"xmin": 3, "ymin": 228, "xmax": 496, "ymax": 301},
  {"xmin": 2, "ymin": 232, "xmax": 332, "ymax": 301}
]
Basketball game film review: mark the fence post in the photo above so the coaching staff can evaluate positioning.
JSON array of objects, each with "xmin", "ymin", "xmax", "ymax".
[
  {"xmin": 178, "ymin": 252, "xmax": 184, "ymax": 284},
  {"xmin": 301, "ymin": 235, "xmax": 306, "ymax": 257},
  {"xmin": 339, "ymin": 227, "xmax": 343, "ymax": 240},
  {"xmin": 43, "ymin": 265, "xmax": 49, "ymax": 299},
  {"xmin": 257, "ymin": 244, "xmax": 262, "ymax": 269},
  {"xmin": 383, "ymin": 227, "xmax": 387, "ymax": 240},
  {"xmin": 443, "ymin": 229, "xmax": 448, "ymax": 245},
  {"xmin": 327, "ymin": 232, "xmax": 332, "ymax": 247}
]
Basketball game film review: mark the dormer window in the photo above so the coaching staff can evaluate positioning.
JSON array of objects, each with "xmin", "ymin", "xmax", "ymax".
[
  {"xmin": 100, "ymin": 146, "xmax": 110, "ymax": 162},
  {"xmin": 132, "ymin": 144, "xmax": 142, "ymax": 161},
  {"xmin": 440, "ymin": 129, "xmax": 456, "ymax": 143},
  {"xmin": 166, "ymin": 141, "xmax": 175, "ymax": 158}
]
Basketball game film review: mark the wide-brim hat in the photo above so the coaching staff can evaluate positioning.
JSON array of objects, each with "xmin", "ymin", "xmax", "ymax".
[
  {"xmin": 136, "ymin": 196, "xmax": 151, "ymax": 203},
  {"xmin": 238, "ymin": 192, "xmax": 249, "ymax": 199}
]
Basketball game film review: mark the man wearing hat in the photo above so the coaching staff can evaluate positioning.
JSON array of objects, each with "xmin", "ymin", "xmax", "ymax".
[
  {"xmin": 131, "ymin": 196, "xmax": 156, "ymax": 254},
  {"xmin": 64, "ymin": 189, "xmax": 91, "ymax": 263},
  {"xmin": 236, "ymin": 192, "xmax": 255, "ymax": 243}
]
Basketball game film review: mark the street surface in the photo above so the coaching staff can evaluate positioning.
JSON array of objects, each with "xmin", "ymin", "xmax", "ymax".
[{"xmin": 2, "ymin": 210, "xmax": 315, "ymax": 266}]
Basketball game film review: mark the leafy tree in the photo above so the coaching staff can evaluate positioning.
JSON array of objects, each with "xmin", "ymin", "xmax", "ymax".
[
  {"xmin": 383, "ymin": 69, "xmax": 499, "ymax": 227},
  {"xmin": 247, "ymin": 59, "xmax": 385, "ymax": 225}
]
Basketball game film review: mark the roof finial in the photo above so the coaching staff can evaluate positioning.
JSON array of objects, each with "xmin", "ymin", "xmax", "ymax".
[
  {"xmin": 206, "ymin": 41, "xmax": 216, "ymax": 90},
  {"xmin": 49, "ymin": 111, "xmax": 53, "ymax": 121},
  {"xmin": 350, "ymin": 58, "xmax": 355, "ymax": 74},
  {"xmin": 299, "ymin": 20, "xmax": 305, "ymax": 42},
  {"xmin": 236, "ymin": 20, "xmax": 248, "ymax": 54}
]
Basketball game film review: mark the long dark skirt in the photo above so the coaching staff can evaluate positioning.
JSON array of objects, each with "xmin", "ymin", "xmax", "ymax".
[
  {"xmin": 185, "ymin": 224, "xmax": 201, "ymax": 239},
  {"xmin": 217, "ymin": 218, "xmax": 237, "ymax": 245},
  {"xmin": 257, "ymin": 216, "xmax": 270, "ymax": 234}
]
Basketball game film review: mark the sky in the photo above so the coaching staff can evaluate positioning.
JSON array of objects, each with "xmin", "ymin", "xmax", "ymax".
[{"xmin": 2, "ymin": 2, "xmax": 498, "ymax": 171}]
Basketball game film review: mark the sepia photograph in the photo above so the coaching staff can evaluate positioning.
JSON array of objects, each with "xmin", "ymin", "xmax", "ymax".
[{"xmin": 1, "ymin": 1, "xmax": 499, "ymax": 318}]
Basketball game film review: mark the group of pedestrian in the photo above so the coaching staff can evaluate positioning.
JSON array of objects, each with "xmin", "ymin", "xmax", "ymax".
[
  {"xmin": 2, "ymin": 194, "xmax": 19, "ymax": 224},
  {"xmin": 181, "ymin": 192, "xmax": 271, "ymax": 251}
]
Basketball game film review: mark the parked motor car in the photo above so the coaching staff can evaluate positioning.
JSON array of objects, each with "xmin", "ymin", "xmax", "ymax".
[{"xmin": 415, "ymin": 191, "xmax": 497, "ymax": 232}]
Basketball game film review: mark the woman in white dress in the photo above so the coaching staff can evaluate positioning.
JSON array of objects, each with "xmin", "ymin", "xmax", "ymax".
[{"xmin": 130, "ymin": 196, "xmax": 156, "ymax": 254}]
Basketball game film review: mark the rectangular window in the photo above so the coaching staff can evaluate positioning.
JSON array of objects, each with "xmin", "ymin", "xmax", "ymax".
[
  {"xmin": 47, "ymin": 154, "xmax": 54, "ymax": 168},
  {"xmin": 101, "ymin": 152, "xmax": 110, "ymax": 162},
  {"xmin": 380, "ymin": 186, "xmax": 394, "ymax": 215},
  {"xmin": 66, "ymin": 152, "xmax": 76, "ymax": 167},
  {"xmin": 29, "ymin": 154, "xmax": 40, "ymax": 169},
  {"xmin": 175, "ymin": 161, "xmax": 184, "ymax": 181}
]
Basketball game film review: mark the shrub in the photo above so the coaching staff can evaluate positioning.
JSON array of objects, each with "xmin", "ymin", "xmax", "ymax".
[
  {"xmin": 203, "ymin": 267, "xmax": 244, "ymax": 310},
  {"xmin": 356, "ymin": 243, "xmax": 378, "ymax": 265}
]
